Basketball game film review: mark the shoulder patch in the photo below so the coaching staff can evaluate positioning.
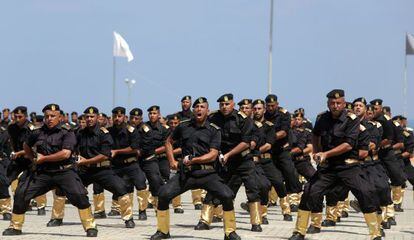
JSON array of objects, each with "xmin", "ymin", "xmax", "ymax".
[
  {"xmin": 376, "ymin": 122, "xmax": 382, "ymax": 128},
  {"xmin": 238, "ymin": 111, "xmax": 247, "ymax": 119},
  {"xmin": 254, "ymin": 121, "xmax": 263, "ymax": 128},
  {"xmin": 403, "ymin": 131, "xmax": 410, "ymax": 137},
  {"xmin": 0, "ymin": 126, "xmax": 5, "ymax": 131},
  {"xmin": 406, "ymin": 127, "xmax": 413, "ymax": 132},
  {"xmin": 142, "ymin": 124, "xmax": 150, "ymax": 133},
  {"xmin": 265, "ymin": 121, "xmax": 274, "ymax": 126},
  {"xmin": 100, "ymin": 127, "xmax": 109, "ymax": 134},
  {"xmin": 164, "ymin": 125, "xmax": 170, "ymax": 129},
  {"xmin": 180, "ymin": 119, "xmax": 191, "ymax": 124},
  {"xmin": 306, "ymin": 118, "xmax": 312, "ymax": 123},
  {"xmin": 28, "ymin": 123, "xmax": 35, "ymax": 131},
  {"xmin": 305, "ymin": 128, "xmax": 312, "ymax": 132},
  {"xmin": 61, "ymin": 123, "xmax": 71, "ymax": 130},
  {"xmin": 347, "ymin": 112, "xmax": 357, "ymax": 120},
  {"xmin": 393, "ymin": 121, "xmax": 400, "ymax": 127},
  {"xmin": 279, "ymin": 108, "xmax": 287, "ymax": 114},
  {"xmin": 359, "ymin": 124, "xmax": 366, "ymax": 132},
  {"xmin": 127, "ymin": 125, "xmax": 135, "ymax": 133},
  {"xmin": 209, "ymin": 123, "xmax": 220, "ymax": 130},
  {"xmin": 384, "ymin": 114, "xmax": 391, "ymax": 121}
]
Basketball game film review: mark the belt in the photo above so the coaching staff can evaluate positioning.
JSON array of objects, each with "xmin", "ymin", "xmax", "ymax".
[
  {"xmin": 145, "ymin": 154, "xmax": 156, "ymax": 161},
  {"xmin": 344, "ymin": 159, "xmax": 360, "ymax": 165},
  {"xmin": 123, "ymin": 157, "xmax": 137, "ymax": 164},
  {"xmin": 89, "ymin": 161, "xmax": 111, "ymax": 168},
  {"xmin": 283, "ymin": 143, "xmax": 289, "ymax": 149},
  {"xmin": 241, "ymin": 149, "xmax": 250, "ymax": 157},
  {"xmin": 394, "ymin": 150, "xmax": 402, "ymax": 155},
  {"xmin": 41, "ymin": 164, "xmax": 73, "ymax": 171},
  {"xmin": 260, "ymin": 153, "xmax": 272, "ymax": 159},
  {"xmin": 156, "ymin": 153, "xmax": 167, "ymax": 158},
  {"xmin": 373, "ymin": 155, "xmax": 379, "ymax": 161},
  {"xmin": 189, "ymin": 164, "xmax": 214, "ymax": 171},
  {"xmin": 364, "ymin": 156, "xmax": 373, "ymax": 161},
  {"xmin": 253, "ymin": 156, "xmax": 260, "ymax": 162}
]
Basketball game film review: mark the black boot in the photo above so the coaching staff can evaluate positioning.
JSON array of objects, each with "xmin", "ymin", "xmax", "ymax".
[
  {"xmin": 3, "ymin": 213, "xmax": 11, "ymax": 221},
  {"xmin": 321, "ymin": 219, "xmax": 336, "ymax": 227},
  {"xmin": 46, "ymin": 219, "xmax": 63, "ymax": 227},
  {"xmin": 212, "ymin": 216, "xmax": 222, "ymax": 223},
  {"xmin": 194, "ymin": 221, "xmax": 210, "ymax": 230},
  {"xmin": 125, "ymin": 218, "xmax": 135, "ymax": 228},
  {"xmin": 388, "ymin": 217, "xmax": 396, "ymax": 225},
  {"xmin": 194, "ymin": 204, "xmax": 202, "ymax": 210},
  {"xmin": 240, "ymin": 202, "xmax": 249, "ymax": 212},
  {"xmin": 86, "ymin": 228, "xmax": 98, "ymax": 237},
  {"xmin": 2, "ymin": 228, "xmax": 22, "ymax": 236},
  {"xmin": 381, "ymin": 228, "xmax": 385, "ymax": 237},
  {"xmin": 93, "ymin": 211, "xmax": 107, "ymax": 219},
  {"xmin": 147, "ymin": 203, "xmax": 154, "ymax": 209},
  {"xmin": 306, "ymin": 225, "xmax": 321, "ymax": 234},
  {"xmin": 107, "ymin": 210, "xmax": 120, "ymax": 216},
  {"xmin": 251, "ymin": 224, "xmax": 262, "ymax": 232},
  {"xmin": 381, "ymin": 221, "xmax": 391, "ymax": 229},
  {"xmin": 174, "ymin": 208, "xmax": 184, "ymax": 214},
  {"xmin": 224, "ymin": 231, "xmax": 241, "ymax": 240},
  {"xmin": 349, "ymin": 200, "xmax": 361, "ymax": 213},
  {"xmin": 394, "ymin": 203, "xmax": 404, "ymax": 212},
  {"xmin": 150, "ymin": 231, "xmax": 170, "ymax": 240},
  {"xmin": 288, "ymin": 232, "xmax": 305, "ymax": 240},
  {"xmin": 262, "ymin": 216, "xmax": 269, "ymax": 225},
  {"xmin": 341, "ymin": 211, "xmax": 349, "ymax": 218},
  {"xmin": 290, "ymin": 204, "xmax": 299, "ymax": 212},
  {"xmin": 283, "ymin": 214, "xmax": 293, "ymax": 221},
  {"xmin": 138, "ymin": 210, "xmax": 147, "ymax": 220},
  {"xmin": 37, "ymin": 208, "xmax": 46, "ymax": 216}
]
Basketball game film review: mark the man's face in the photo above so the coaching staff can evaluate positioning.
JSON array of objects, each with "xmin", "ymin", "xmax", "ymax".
[
  {"xmin": 3, "ymin": 111, "xmax": 9, "ymax": 119},
  {"xmin": 129, "ymin": 115, "xmax": 142, "ymax": 127},
  {"xmin": 71, "ymin": 114, "xmax": 78, "ymax": 123},
  {"xmin": 85, "ymin": 114, "xmax": 97, "ymax": 128},
  {"xmin": 401, "ymin": 119, "xmax": 407, "ymax": 128},
  {"xmin": 181, "ymin": 100, "xmax": 191, "ymax": 111},
  {"xmin": 14, "ymin": 113, "xmax": 27, "ymax": 127},
  {"xmin": 365, "ymin": 110, "xmax": 374, "ymax": 120},
  {"xmin": 193, "ymin": 103, "xmax": 209, "ymax": 122},
  {"xmin": 44, "ymin": 110, "xmax": 60, "ymax": 129},
  {"xmin": 353, "ymin": 102, "xmax": 366, "ymax": 118},
  {"xmin": 79, "ymin": 119, "xmax": 87, "ymax": 129},
  {"xmin": 112, "ymin": 113, "xmax": 125, "ymax": 126},
  {"xmin": 168, "ymin": 119, "xmax": 180, "ymax": 129},
  {"xmin": 265, "ymin": 102, "xmax": 278, "ymax": 114},
  {"xmin": 97, "ymin": 115, "xmax": 107, "ymax": 127},
  {"xmin": 373, "ymin": 105, "xmax": 382, "ymax": 117},
  {"xmin": 294, "ymin": 116, "xmax": 304, "ymax": 128},
  {"xmin": 239, "ymin": 104, "xmax": 253, "ymax": 118},
  {"xmin": 148, "ymin": 110, "xmax": 160, "ymax": 123},
  {"xmin": 253, "ymin": 103, "xmax": 265, "ymax": 121},
  {"xmin": 219, "ymin": 100, "xmax": 234, "ymax": 116},
  {"xmin": 327, "ymin": 97, "xmax": 345, "ymax": 117}
]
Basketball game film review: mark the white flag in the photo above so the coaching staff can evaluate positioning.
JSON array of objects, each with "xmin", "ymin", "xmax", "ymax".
[
  {"xmin": 407, "ymin": 33, "xmax": 414, "ymax": 55},
  {"xmin": 113, "ymin": 31, "xmax": 134, "ymax": 62}
]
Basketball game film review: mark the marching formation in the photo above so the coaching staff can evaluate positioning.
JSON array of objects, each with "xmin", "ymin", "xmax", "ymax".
[{"xmin": 0, "ymin": 90, "xmax": 413, "ymax": 240}]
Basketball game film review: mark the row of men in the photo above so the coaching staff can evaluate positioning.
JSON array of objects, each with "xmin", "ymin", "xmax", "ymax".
[{"xmin": 0, "ymin": 92, "xmax": 413, "ymax": 240}]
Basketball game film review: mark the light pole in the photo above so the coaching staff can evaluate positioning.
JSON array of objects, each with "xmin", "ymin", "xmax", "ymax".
[{"xmin": 124, "ymin": 78, "xmax": 136, "ymax": 109}]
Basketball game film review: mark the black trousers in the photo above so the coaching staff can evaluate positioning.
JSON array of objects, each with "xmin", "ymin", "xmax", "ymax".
[
  {"xmin": 140, "ymin": 159, "xmax": 164, "ymax": 197},
  {"xmin": 0, "ymin": 159, "xmax": 10, "ymax": 199},
  {"xmin": 403, "ymin": 157, "xmax": 414, "ymax": 187},
  {"xmin": 379, "ymin": 148, "xmax": 406, "ymax": 186},
  {"xmin": 293, "ymin": 158, "xmax": 316, "ymax": 181},
  {"xmin": 6, "ymin": 159, "xmax": 31, "ymax": 183},
  {"xmin": 299, "ymin": 164, "xmax": 378, "ymax": 213},
  {"xmin": 112, "ymin": 162, "xmax": 147, "ymax": 196},
  {"xmin": 158, "ymin": 157, "xmax": 170, "ymax": 183},
  {"xmin": 260, "ymin": 158, "xmax": 288, "ymax": 198},
  {"xmin": 273, "ymin": 150, "xmax": 302, "ymax": 194},
  {"xmin": 78, "ymin": 167, "xmax": 128, "ymax": 199},
  {"xmin": 158, "ymin": 172, "xmax": 234, "ymax": 211},
  {"xmin": 13, "ymin": 169, "xmax": 90, "ymax": 214}
]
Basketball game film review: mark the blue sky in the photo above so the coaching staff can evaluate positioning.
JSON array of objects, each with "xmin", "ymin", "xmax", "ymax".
[{"xmin": 1, "ymin": 0, "xmax": 413, "ymax": 120}]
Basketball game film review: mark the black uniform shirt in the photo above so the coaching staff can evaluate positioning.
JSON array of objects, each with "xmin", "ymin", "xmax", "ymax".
[
  {"xmin": 177, "ymin": 110, "xmax": 194, "ymax": 121},
  {"xmin": 313, "ymin": 110, "xmax": 359, "ymax": 164},
  {"xmin": 108, "ymin": 124, "xmax": 140, "ymax": 164},
  {"xmin": 403, "ymin": 128, "xmax": 414, "ymax": 154},
  {"xmin": 138, "ymin": 121, "xmax": 170, "ymax": 158},
  {"xmin": 77, "ymin": 124, "xmax": 113, "ymax": 159},
  {"xmin": 251, "ymin": 120, "xmax": 275, "ymax": 155},
  {"xmin": 8, "ymin": 120, "xmax": 37, "ymax": 165},
  {"xmin": 373, "ymin": 114, "xmax": 394, "ymax": 143},
  {"xmin": 0, "ymin": 126, "xmax": 11, "ymax": 158},
  {"xmin": 264, "ymin": 107, "xmax": 291, "ymax": 151}
]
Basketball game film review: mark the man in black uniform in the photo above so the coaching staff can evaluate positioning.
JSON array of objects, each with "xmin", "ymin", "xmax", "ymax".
[
  {"xmin": 7, "ymin": 106, "xmax": 47, "ymax": 216},
  {"xmin": 2, "ymin": 104, "xmax": 98, "ymax": 237},
  {"xmin": 288, "ymin": 90, "xmax": 380, "ymax": 240},
  {"xmin": 294, "ymin": 108, "xmax": 313, "ymax": 130},
  {"xmin": 0, "ymin": 124, "xmax": 11, "ymax": 220},
  {"xmin": 177, "ymin": 95, "xmax": 194, "ymax": 121},
  {"xmin": 265, "ymin": 94, "xmax": 302, "ymax": 211},
  {"xmin": 150, "ymin": 97, "xmax": 240, "ymax": 240},
  {"xmin": 1, "ymin": 108, "xmax": 10, "ymax": 128},
  {"xmin": 195, "ymin": 93, "xmax": 262, "ymax": 232}
]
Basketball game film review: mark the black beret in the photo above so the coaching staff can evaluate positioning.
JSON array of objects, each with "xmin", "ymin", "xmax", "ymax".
[
  {"xmin": 217, "ymin": 93, "xmax": 233, "ymax": 102},
  {"xmin": 166, "ymin": 114, "xmax": 181, "ymax": 121},
  {"xmin": 147, "ymin": 105, "xmax": 160, "ymax": 112},
  {"xmin": 265, "ymin": 94, "xmax": 278, "ymax": 103},
  {"xmin": 293, "ymin": 112, "xmax": 304, "ymax": 118},
  {"xmin": 98, "ymin": 113, "xmax": 107, "ymax": 118},
  {"xmin": 181, "ymin": 95, "xmax": 192, "ymax": 102},
  {"xmin": 84, "ymin": 106, "xmax": 99, "ymax": 114},
  {"xmin": 29, "ymin": 112, "xmax": 36, "ymax": 118},
  {"xmin": 192, "ymin": 97, "xmax": 208, "ymax": 107},
  {"xmin": 366, "ymin": 105, "xmax": 374, "ymax": 111},
  {"xmin": 2, "ymin": 108, "xmax": 10, "ymax": 113},
  {"xmin": 382, "ymin": 106, "xmax": 391, "ymax": 113},
  {"xmin": 237, "ymin": 99, "xmax": 252, "ymax": 106},
  {"xmin": 36, "ymin": 115, "xmax": 43, "ymax": 122},
  {"xmin": 326, "ymin": 89, "xmax": 345, "ymax": 99},
  {"xmin": 71, "ymin": 111, "xmax": 78, "ymax": 115},
  {"xmin": 295, "ymin": 108, "xmax": 305, "ymax": 114},
  {"xmin": 252, "ymin": 99, "xmax": 265, "ymax": 106},
  {"xmin": 78, "ymin": 115, "xmax": 86, "ymax": 120},
  {"xmin": 42, "ymin": 104, "xmax": 60, "ymax": 113},
  {"xmin": 12, "ymin": 106, "xmax": 27, "ymax": 115},
  {"xmin": 346, "ymin": 102, "xmax": 353, "ymax": 110},
  {"xmin": 60, "ymin": 110, "xmax": 64, "ymax": 115},
  {"xmin": 352, "ymin": 97, "xmax": 367, "ymax": 105},
  {"xmin": 112, "ymin": 106, "xmax": 126, "ymax": 115},
  {"xmin": 370, "ymin": 99, "xmax": 383, "ymax": 106},
  {"xmin": 130, "ymin": 108, "xmax": 143, "ymax": 116},
  {"xmin": 392, "ymin": 115, "xmax": 403, "ymax": 121}
]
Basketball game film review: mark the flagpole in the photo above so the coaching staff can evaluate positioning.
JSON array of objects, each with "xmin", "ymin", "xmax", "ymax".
[
  {"xmin": 267, "ymin": 0, "xmax": 274, "ymax": 94},
  {"xmin": 404, "ymin": 43, "xmax": 408, "ymax": 117},
  {"xmin": 113, "ymin": 56, "xmax": 116, "ymax": 108}
]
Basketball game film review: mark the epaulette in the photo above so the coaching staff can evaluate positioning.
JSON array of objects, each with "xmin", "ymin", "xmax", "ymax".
[
  {"xmin": 164, "ymin": 125, "xmax": 170, "ymax": 129},
  {"xmin": 142, "ymin": 124, "xmax": 150, "ymax": 133},
  {"xmin": 305, "ymin": 128, "xmax": 312, "ymax": 132},
  {"xmin": 100, "ymin": 127, "xmax": 109, "ymax": 134},
  {"xmin": 405, "ymin": 127, "xmax": 413, "ymax": 132},
  {"xmin": 296, "ymin": 128, "xmax": 304, "ymax": 132},
  {"xmin": 393, "ymin": 121, "xmax": 400, "ymax": 127},
  {"xmin": 316, "ymin": 111, "xmax": 327, "ymax": 120},
  {"xmin": 306, "ymin": 118, "xmax": 312, "ymax": 123},
  {"xmin": 403, "ymin": 131, "xmax": 410, "ymax": 137},
  {"xmin": 28, "ymin": 123, "xmax": 36, "ymax": 131},
  {"xmin": 127, "ymin": 125, "xmax": 135, "ymax": 133},
  {"xmin": 376, "ymin": 122, "xmax": 382, "ymax": 129},
  {"xmin": 61, "ymin": 123, "xmax": 71, "ymax": 130},
  {"xmin": 265, "ymin": 121, "xmax": 274, "ymax": 126},
  {"xmin": 279, "ymin": 108, "xmax": 287, "ymax": 114},
  {"xmin": 359, "ymin": 124, "xmax": 366, "ymax": 132},
  {"xmin": 384, "ymin": 114, "xmax": 391, "ymax": 121},
  {"xmin": 210, "ymin": 123, "xmax": 220, "ymax": 130},
  {"xmin": 238, "ymin": 111, "xmax": 247, "ymax": 119},
  {"xmin": 254, "ymin": 121, "xmax": 263, "ymax": 128},
  {"xmin": 347, "ymin": 112, "xmax": 357, "ymax": 120}
]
